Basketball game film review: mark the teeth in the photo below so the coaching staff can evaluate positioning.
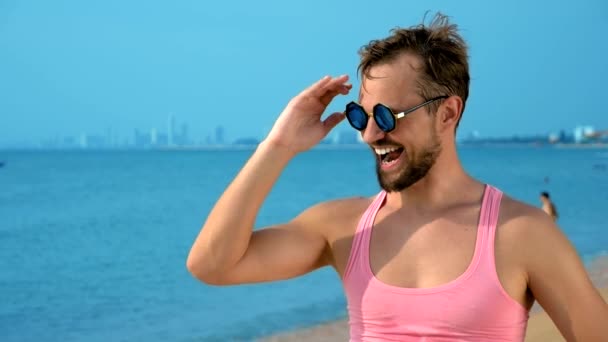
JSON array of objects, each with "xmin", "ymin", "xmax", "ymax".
[{"xmin": 374, "ymin": 146, "xmax": 400, "ymax": 155}]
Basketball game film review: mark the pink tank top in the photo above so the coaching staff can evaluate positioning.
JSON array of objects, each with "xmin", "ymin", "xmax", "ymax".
[{"xmin": 343, "ymin": 185, "xmax": 529, "ymax": 341}]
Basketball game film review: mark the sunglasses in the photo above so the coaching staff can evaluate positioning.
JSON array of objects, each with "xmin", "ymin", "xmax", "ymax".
[{"xmin": 344, "ymin": 96, "xmax": 449, "ymax": 132}]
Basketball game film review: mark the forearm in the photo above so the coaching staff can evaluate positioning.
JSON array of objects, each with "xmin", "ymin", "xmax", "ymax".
[
  {"xmin": 186, "ymin": 74, "xmax": 350, "ymax": 282},
  {"xmin": 187, "ymin": 139, "xmax": 295, "ymax": 278}
]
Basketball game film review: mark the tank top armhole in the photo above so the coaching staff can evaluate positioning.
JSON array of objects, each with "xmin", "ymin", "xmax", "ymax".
[
  {"xmin": 486, "ymin": 186, "xmax": 529, "ymax": 313},
  {"xmin": 343, "ymin": 191, "xmax": 386, "ymax": 281}
]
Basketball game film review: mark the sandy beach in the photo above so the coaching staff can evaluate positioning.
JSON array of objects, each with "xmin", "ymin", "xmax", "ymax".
[{"xmin": 262, "ymin": 256, "xmax": 608, "ymax": 342}]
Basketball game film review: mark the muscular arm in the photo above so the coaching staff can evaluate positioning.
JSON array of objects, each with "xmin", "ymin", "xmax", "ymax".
[
  {"xmin": 186, "ymin": 75, "xmax": 351, "ymax": 285},
  {"xmin": 523, "ymin": 211, "xmax": 608, "ymax": 340},
  {"xmin": 187, "ymin": 141, "xmax": 328, "ymax": 284}
]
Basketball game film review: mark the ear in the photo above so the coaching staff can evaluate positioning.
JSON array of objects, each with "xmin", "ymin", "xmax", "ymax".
[{"xmin": 437, "ymin": 96, "xmax": 463, "ymax": 132}]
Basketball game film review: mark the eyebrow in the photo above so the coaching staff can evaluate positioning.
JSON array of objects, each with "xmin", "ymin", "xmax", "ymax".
[{"xmin": 357, "ymin": 92, "xmax": 400, "ymax": 112}]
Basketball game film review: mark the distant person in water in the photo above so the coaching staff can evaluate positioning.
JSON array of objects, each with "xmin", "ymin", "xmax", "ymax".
[{"xmin": 540, "ymin": 191, "xmax": 558, "ymax": 221}]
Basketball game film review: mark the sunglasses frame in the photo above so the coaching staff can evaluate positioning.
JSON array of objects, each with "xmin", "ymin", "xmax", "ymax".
[{"xmin": 345, "ymin": 95, "xmax": 449, "ymax": 133}]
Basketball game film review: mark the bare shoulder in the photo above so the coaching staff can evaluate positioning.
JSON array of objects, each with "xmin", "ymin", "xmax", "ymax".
[
  {"xmin": 292, "ymin": 195, "xmax": 374, "ymax": 236},
  {"xmin": 496, "ymin": 193, "xmax": 573, "ymax": 273},
  {"xmin": 498, "ymin": 194, "xmax": 560, "ymax": 240},
  {"xmin": 291, "ymin": 195, "xmax": 374, "ymax": 275},
  {"xmin": 498, "ymin": 195, "xmax": 608, "ymax": 339}
]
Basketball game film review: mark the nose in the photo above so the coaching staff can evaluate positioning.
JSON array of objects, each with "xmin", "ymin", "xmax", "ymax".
[{"xmin": 361, "ymin": 115, "xmax": 386, "ymax": 144}]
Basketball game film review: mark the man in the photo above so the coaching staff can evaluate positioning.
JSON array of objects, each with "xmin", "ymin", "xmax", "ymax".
[
  {"xmin": 187, "ymin": 13, "xmax": 608, "ymax": 341},
  {"xmin": 540, "ymin": 191, "xmax": 559, "ymax": 221}
]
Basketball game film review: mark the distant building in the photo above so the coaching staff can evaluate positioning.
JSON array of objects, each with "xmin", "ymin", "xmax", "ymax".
[
  {"xmin": 574, "ymin": 125, "xmax": 595, "ymax": 143},
  {"xmin": 134, "ymin": 129, "xmax": 151, "ymax": 147},
  {"xmin": 79, "ymin": 133, "xmax": 107, "ymax": 149},
  {"xmin": 215, "ymin": 126, "xmax": 225, "ymax": 145},
  {"xmin": 336, "ymin": 130, "xmax": 359, "ymax": 144},
  {"xmin": 548, "ymin": 133, "xmax": 559, "ymax": 144},
  {"xmin": 168, "ymin": 113, "xmax": 176, "ymax": 146},
  {"xmin": 87, "ymin": 135, "xmax": 107, "ymax": 148},
  {"xmin": 559, "ymin": 130, "xmax": 569, "ymax": 143},
  {"xmin": 156, "ymin": 133, "xmax": 168, "ymax": 146},
  {"xmin": 150, "ymin": 128, "xmax": 158, "ymax": 145},
  {"xmin": 63, "ymin": 136, "xmax": 77, "ymax": 148},
  {"xmin": 549, "ymin": 130, "xmax": 573, "ymax": 144},
  {"xmin": 179, "ymin": 123, "xmax": 189, "ymax": 145},
  {"xmin": 468, "ymin": 131, "xmax": 480, "ymax": 141}
]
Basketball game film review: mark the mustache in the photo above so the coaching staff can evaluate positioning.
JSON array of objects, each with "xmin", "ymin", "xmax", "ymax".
[{"xmin": 371, "ymin": 138, "xmax": 403, "ymax": 148}]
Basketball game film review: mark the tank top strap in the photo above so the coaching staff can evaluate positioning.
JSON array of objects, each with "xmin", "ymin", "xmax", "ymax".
[
  {"xmin": 482, "ymin": 185, "xmax": 503, "ymax": 247},
  {"xmin": 475, "ymin": 185, "xmax": 503, "ymax": 270},
  {"xmin": 343, "ymin": 190, "xmax": 387, "ymax": 280}
]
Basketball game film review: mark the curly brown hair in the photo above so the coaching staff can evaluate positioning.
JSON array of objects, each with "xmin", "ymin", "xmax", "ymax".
[{"xmin": 358, "ymin": 12, "xmax": 470, "ymax": 129}]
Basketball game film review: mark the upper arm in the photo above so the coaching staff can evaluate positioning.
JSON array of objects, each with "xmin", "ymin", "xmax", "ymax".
[
  {"xmin": 206, "ymin": 200, "xmax": 346, "ymax": 285},
  {"xmin": 522, "ymin": 211, "xmax": 608, "ymax": 340}
]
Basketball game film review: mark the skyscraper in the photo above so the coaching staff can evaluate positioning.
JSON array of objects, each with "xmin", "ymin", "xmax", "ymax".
[
  {"xmin": 215, "ymin": 125, "xmax": 225, "ymax": 145},
  {"xmin": 168, "ymin": 112, "xmax": 176, "ymax": 146},
  {"xmin": 150, "ymin": 128, "xmax": 158, "ymax": 145},
  {"xmin": 180, "ymin": 123, "xmax": 189, "ymax": 146}
]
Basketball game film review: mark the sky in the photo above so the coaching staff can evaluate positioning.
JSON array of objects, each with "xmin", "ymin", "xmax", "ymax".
[{"xmin": 1, "ymin": 0, "xmax": 607, "ymax": 145}]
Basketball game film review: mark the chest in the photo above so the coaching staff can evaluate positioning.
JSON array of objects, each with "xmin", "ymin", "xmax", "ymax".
[
  {"xmin": 329, "ymin": 207, "xmax": 480, "ymax": 283},
  {"xmin": 369, "ymin": 210, "xmax": 480, "ymax": 289}
]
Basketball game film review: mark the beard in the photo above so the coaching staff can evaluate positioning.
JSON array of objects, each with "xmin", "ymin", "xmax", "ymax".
[{"xmin": 375, "ymin": 130, "xmax": 442, "ymax": 192}]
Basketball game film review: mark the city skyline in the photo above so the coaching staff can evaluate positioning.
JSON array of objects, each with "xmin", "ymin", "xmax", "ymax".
[
  {"xmin": 1, "ymin": 1, "xmax": 607, "ymax": 145},
  {"xmin": 2, "ymin": 109, "xmax": 605, "ymax": 149}
]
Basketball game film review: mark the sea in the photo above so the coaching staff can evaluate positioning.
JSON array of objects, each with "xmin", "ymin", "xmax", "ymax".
[{"xmin": 1, "ymin": 145, "xmax": 607, "ymax": 341}]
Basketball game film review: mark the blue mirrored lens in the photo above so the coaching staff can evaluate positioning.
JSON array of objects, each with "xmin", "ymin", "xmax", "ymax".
[
  {"xmin": 374, "ymin": 105, "xmax": 395, "ymax": 132},
  {"xmin": 346, "ymin": 103, "xmax": 368, "ymax": 130}
]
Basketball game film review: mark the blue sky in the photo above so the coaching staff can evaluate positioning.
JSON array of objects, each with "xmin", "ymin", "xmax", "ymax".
[{"xmin": 1, "ymin": 0, "xmax": 607, "ymax": 145}]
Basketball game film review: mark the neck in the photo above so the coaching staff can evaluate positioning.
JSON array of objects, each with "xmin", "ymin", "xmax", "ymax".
[{"xmin": 385, "ymin": 142, "xmax": 484, "ymax": 211}]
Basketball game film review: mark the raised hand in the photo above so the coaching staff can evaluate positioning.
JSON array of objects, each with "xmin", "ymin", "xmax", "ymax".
[{"xmin": 265, "ymin": 75, "xmax": 352, "ymax": 154}]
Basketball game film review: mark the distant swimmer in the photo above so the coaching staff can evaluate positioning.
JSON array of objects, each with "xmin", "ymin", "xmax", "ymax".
[{"xmin": 540, "ymin": 191, "xmax": 558, "ymax": 221}]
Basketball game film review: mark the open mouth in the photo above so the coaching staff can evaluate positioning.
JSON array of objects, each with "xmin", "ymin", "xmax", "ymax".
[{"xmin": 374, "ymin": 146, "xmax": 404, "ymax": 168}]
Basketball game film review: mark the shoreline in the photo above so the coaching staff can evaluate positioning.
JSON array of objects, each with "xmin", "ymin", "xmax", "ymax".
[
  {"xmin": 261, "ymin": 255, "xmax": 608, "ymax": 342},
  {"xmin": 1, "ymin": 142, "xmax": 607, "ymax": 152}
]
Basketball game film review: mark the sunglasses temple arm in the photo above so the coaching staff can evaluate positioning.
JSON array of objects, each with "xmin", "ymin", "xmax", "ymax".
[{"xmin": 399, "ymin": 97, "xmax": 447, "ymax": 117}]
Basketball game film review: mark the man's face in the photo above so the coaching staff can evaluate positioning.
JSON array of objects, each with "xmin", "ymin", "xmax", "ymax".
[{"xmin": 359, "ymin": 55, "xmax": 442, "ymax": 192}]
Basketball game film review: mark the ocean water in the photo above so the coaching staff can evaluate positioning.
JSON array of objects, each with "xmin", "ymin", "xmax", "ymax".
[{"xmin": 1, "ymin": 146, "xmax": 607, "ymax": 341}]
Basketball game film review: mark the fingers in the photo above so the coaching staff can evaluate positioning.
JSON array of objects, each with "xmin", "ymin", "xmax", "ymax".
[
  {"xmin": 330, "ymin": 82, "xmax": 352, "ymax": 96},
  {"xmin": 305, "ymin": 75, "xmax": 332, "ymax": 97},
  {"xmin": 322, "ymin": 112, "xmax": 346, "ymax": 133},
  {"xmin": 318, "ymin": 76, "xmax": 351, "ymax": 106},
  {"xmin": 321, "ymin": 75, "xmax": 349, "ymax": 96},
  {"xmin": 307, "ymin": 75, "xmax": 350, "ymax": 98}
]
